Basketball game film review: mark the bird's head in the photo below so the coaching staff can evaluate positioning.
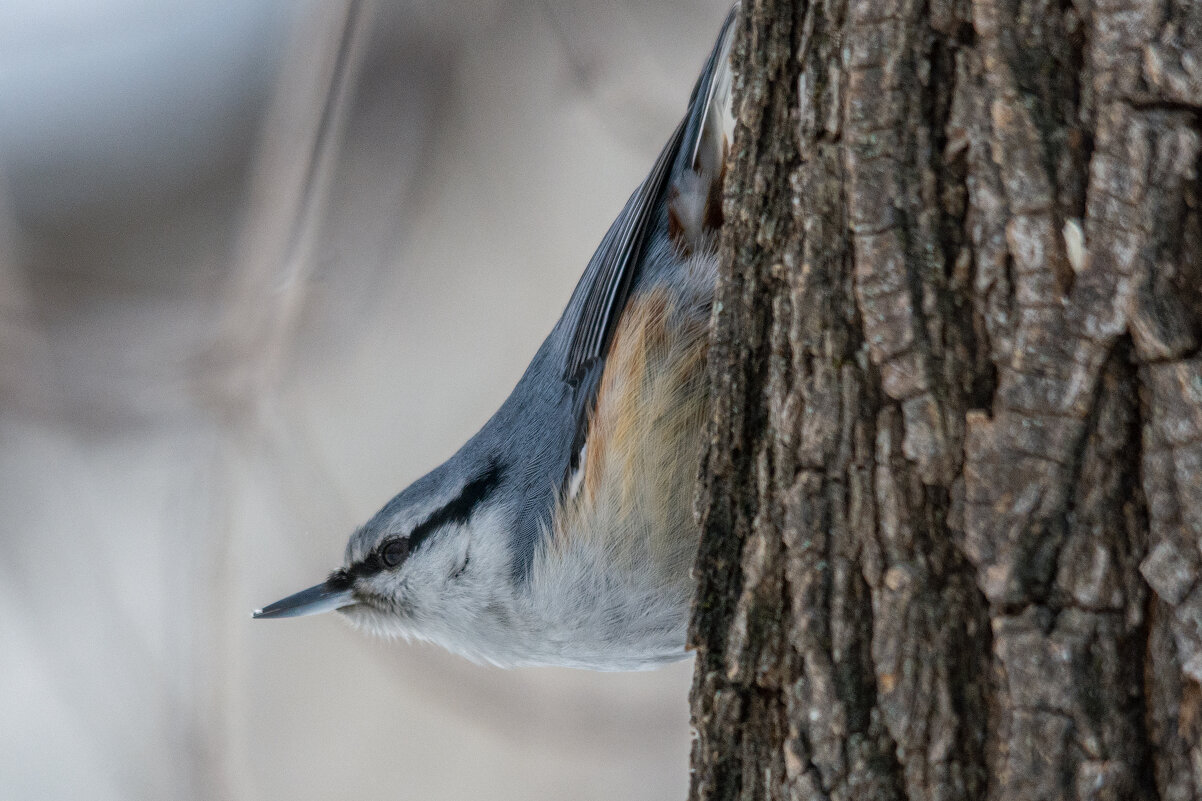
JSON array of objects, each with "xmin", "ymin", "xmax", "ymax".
[{"xmin": 254, "ymin": 458, "xmax": 511, "ymax": 646}]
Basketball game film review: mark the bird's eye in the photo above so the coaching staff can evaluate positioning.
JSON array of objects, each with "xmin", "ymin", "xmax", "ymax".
[{"xmin": 380, "ymin": 537, "xmax": 410, "ymax": 568}]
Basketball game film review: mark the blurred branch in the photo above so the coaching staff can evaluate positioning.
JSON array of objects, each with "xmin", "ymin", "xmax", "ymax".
[
  {"xmin": 0, "ymin": 175, "xmax": 56, "ymax": 417},
  {"xmin": 203, "ymin": 0, "xmax": 377, "ymax": 414}
]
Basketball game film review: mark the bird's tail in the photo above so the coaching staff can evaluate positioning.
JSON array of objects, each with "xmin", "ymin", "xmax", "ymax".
[{"xmin": 668, "ymin": 4, "xmax": 737, "ymax": 254}]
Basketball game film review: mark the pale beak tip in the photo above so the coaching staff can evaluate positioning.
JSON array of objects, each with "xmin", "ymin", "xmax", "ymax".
[{"xmin": 252, "ymin": 581, "xmax": 355, "ymax": 620}]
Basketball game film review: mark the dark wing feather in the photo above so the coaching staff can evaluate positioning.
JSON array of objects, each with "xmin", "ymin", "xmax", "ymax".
[
  {"xmin": 562, "ymin": 120, "xmax": 686, "ymax": 384},
  {"xmin": 555, "ymin": 6, "xmax": 737, "ymax": 494},
  {"xmin": 561, "ymin": 6, "xmax": 737, "ymax": 386}
]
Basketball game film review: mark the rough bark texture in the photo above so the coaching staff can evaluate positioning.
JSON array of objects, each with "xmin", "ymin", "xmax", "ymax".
[{"xmin": 687, "ymin": 1, "xmax": 1202, "ymax": 800}]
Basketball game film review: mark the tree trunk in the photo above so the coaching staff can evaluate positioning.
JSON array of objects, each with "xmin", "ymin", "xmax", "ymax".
[{"xmin": 687, "ymin": 1, "xmax": 1202, "ymax": 800}]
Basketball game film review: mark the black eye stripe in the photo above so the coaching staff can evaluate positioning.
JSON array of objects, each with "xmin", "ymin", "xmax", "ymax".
[
  {"xmin": 407, "ymin": 461, "xmax": 503, "ymax": 553},
  {"xmin": 326, "ymin": 551, "xmax": 379, "ymax": 590},
  {"xmin": 335, "ymin": 461, "xmax": 504, "ymax": 583}
]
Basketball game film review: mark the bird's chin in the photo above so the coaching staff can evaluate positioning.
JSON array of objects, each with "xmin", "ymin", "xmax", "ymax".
[{"xmin": 337, "ymin": 601, "xmax": 418, "ymax": 642}]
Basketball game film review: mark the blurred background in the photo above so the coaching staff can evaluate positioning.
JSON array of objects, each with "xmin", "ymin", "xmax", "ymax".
[{"xmin": 0, "ymin": 1, "xmax": 731, "ymax": 799}]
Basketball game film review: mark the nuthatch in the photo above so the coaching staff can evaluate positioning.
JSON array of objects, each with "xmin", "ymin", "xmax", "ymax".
[{"xmin": 254, "ymin": 7, "xmax": 736, "ymax": 670}]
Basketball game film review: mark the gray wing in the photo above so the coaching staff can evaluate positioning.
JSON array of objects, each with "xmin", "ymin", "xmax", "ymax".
[
  {"xmin": 494, "ymin": 7, "xmax": 737, "ymax": 581},
  {"xmin": 561, "ymin": 5, "xmax": 737, "ymax": 387},
  {"xmin": 561, "ymin": 119, "xmax": 687, "ymax": 385}
]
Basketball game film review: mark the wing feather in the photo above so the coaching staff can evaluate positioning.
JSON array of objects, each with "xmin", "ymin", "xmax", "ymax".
[
  {"xmin": 562, "ymin": 120, "xmax": 686, "ymax": 383},
  {"xmin": 561, "ymin": 6, "xmax": 737, "ymax": 385}
]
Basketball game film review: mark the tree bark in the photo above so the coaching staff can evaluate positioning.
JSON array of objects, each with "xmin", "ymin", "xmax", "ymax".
[{"xmin": 687, "ymin": 1, "xmax": 1202, "ymax": 800}]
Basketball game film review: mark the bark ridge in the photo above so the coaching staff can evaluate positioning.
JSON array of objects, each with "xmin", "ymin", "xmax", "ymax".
[{"xmin": 689, "ymin": 2, "xmax": 1202, "ymax": 800}]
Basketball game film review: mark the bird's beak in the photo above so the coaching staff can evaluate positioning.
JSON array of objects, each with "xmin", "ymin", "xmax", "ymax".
[{"xmin": 252, "ymin": 580, "xmax": 356, "ymax": 619}]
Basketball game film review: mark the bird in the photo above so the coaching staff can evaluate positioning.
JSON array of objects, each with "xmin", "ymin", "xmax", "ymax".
[{"xmin": 254, "ymin": 6, "xmax": 737, "ymax": 671}]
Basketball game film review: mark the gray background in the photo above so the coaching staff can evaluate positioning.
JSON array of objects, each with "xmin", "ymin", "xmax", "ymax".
[{"xmin": 0, "ymin": 1, "xmax": 730, "ymax": 799}]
